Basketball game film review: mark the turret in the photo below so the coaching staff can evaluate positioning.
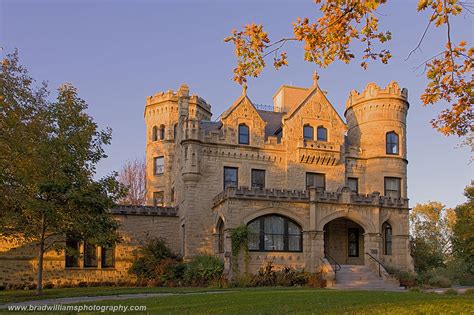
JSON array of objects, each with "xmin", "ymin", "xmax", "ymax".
[{"xmin": 344, "ymin": 81, "xmax": 409, "ymax": 198}]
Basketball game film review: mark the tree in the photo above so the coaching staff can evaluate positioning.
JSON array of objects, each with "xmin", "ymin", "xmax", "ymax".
[
  {"xmin": 0, "ymin": 51, "xmax": 125, "ymax": 295},
  {"xmin": 452, "ymin": 185, "xmax": 474, "ymax": 272},
  {"xmin": 225, "ymin": 0, "xmax": 473, "ymax": 137},
  {"xmin": 118, "ymin": 158, "xmax": 146, "ymax": 206},
  {"xmin": 409, "ymin": 201, "xmax": 455, "ymax": 273}
]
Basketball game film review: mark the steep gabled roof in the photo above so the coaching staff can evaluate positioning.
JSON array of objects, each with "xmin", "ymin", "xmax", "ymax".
[
  {"xmin": 257, "ymin": 110, "xmax": 284, "ymax": 138},
  {"xmin": 220, "ymin": 86, "xmax": 265, "ymax": 123},
  {"xmin": 284, "ymin": 85, "xmax": 346, "ymax": 126}
]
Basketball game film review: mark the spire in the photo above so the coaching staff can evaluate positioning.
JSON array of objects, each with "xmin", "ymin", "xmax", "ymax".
[
  {"xmin": 313, "ymin": 70, "xmax": 319, "ymax": 88},
  {"xmin": 242, "ymin": 83, "xmax": 247, "ymax": 96}
]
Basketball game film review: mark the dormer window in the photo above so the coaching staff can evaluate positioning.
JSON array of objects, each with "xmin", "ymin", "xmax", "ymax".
[
  {"xmin": 152, "ymin": 126, "xmax": 158, "ymax": 141},
  {"xmin": 303, "ymin": 125, "xmax": 313, "ymax": 140},
  {"xmin": 386, "ymin": 132, "xmax": 399, "ymax": 155},
  {"xmin": 317, "ymin": 126, "xmax": 327, "ymax": 141},
  {"xmin": 238, "ymin": 124, "xmax": 249, "ymax": 145}
]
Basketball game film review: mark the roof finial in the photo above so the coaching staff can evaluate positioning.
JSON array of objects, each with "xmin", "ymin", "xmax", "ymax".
[
  {"xmin": 313, "ymin": 70, "xmax": 319, "ymax": 88},
  {"xmin": 242, "ymin": 83, "xmax": 247, "ymax": 96}
]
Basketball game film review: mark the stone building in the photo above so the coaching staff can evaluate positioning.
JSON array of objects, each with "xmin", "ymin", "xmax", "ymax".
[
  {"xmin": 145, "ymin": 73, "xmax": 413, "ymax": 280},
  {"xmin": 0, "ymin": 74, "xmax": 413, "ymax": 288}
]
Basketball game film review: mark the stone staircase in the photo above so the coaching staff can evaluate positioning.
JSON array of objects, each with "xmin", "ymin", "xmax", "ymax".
[{"xmin": 332, "ymin": 265, "xmax": 404, "ymax": 291}]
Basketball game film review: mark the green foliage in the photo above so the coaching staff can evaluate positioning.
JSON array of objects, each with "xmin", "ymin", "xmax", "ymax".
[
  {"xmin": 427, "ymin": 275, "xmax": 452, "ymax": 288},
  {"xmin": 444, "ymin": 288, "xmax": 458, "ymax": 295},
  {"xmin": 452, "ymin": 185, "xmax": 474, "ymax": 272},
  {"xmin": 230, "ymin": 225, "xmax": 249, "ymax": 257},
  {"xmin": 129, "ymin": 238, "xmax": 183, "ymax": 286},
  {"xmin": 0, "ymin": 50, "xmax": 125, "ymax": 294},
  {"xmin": 184, "ymin": 254, "xmax": 224, "ymax": 287}
]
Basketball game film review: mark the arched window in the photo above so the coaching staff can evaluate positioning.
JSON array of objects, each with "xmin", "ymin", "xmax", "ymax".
[
  {"xmin": 383, "ymin": 222, "xmax": 392, "ymax": 255},
  {"xmin": 160, "ymin": 125, "xmax": 166, "ymax": 140},
  {"xmin": 217, "ymin": 219, "xmax": 224, "ymax": 253},
  {"xmin": 174, "ymin": 123, "xmax": 178, "ymax": 140},
  {"xmin": 317, "ymin": 126, "xmax": 328, "ymax": 141},
  {"xmin": 386, "ymin": 132, "xmax": 399, "ymax": 155},
  {"xmin": 303, "ymin": 125, "xmax": 314, "ymax": 140},
  {"xmin": 152, "ymin": 126, "xmax": 158, "ymax": 141},
  {"xmin": 238, "ymin": 123, "xmax": 249, "ymax": 145},
  {"xmin": 247, "ymin": 215, "xmax": 302, "ymax": 252}
]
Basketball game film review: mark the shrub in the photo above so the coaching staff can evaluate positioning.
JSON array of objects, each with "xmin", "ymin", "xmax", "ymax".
[
  {"xmin": 251, "ymin": 261, "xmax": 277, "ymax": 286},
  {"xmin": 464, "ymin": 288, "xmax": 474, "ymax": 295},
  {"xmin": 128, "ymin": 238, "xmax": 183, "ymax": 286},
  {"xmin": 184, "ymin": 254, "xmax": 224, "ymax": 286},
  {"xmin": 43, "ymin": 282, "xmax": 54, "ymax": 289},
  {"xmin": 398, "ymin": 271, "xmax": 418, "ymax": 288},
  {"xmin": 428, "ymin": 275, "xmax": 452, "ymax": 288},
  {"xmin": 409, "ymin": 287, "xmax": 421, "ymax": 292}
]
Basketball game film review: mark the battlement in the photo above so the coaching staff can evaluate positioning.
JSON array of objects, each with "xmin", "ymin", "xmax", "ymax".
[
  {"xmin": 110, "ymin": 205, "xmax": 178, "ymax": 216},
  {"xmin": 345, "ymin": 81, "xmax": 408, "ymax": 110},
  {"xmin": 212, "ymin": 187, "xmax": 409, "ymax": 208},
  {"xmin": 145, "ymin": 85, "xmax": 211, "ymax": 113}
]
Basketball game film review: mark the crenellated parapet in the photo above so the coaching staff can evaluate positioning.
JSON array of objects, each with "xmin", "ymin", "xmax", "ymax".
[
  {"xmin": 212, "ymin": 187, "xmax": 408, "ymax": 208},
  {"xmin": 345, "ymin": 81, "xmax": 408, "ymax": 110},
  {"xmin": 110, "ymin": 205, "xmax": 178, "ymax": 216}
]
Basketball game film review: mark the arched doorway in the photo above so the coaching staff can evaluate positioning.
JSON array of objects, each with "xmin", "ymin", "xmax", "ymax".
[{"xmin": 324, "ymin": 218, "xmax": 365, "ymax": 265}]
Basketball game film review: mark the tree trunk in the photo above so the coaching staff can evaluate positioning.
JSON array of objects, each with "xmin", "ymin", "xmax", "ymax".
[
  {"xmin": 36, "ymin": 239, "xmax": 44, "ymax": 295},
  {"xmin": 36, "ymin": 212, "xmax": 46, "ymax": 295}
]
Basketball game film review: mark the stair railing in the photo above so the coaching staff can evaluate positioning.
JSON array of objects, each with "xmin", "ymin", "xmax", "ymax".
[
  {"xmin": 325, "ymin": 254, "xmax": 341, "ymax": 279},
  {"xmin": 365, "ymin": 252, "xmax": 385, "ymax": 277}
]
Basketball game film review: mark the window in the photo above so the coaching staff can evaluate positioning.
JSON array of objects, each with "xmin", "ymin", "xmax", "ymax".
[
  {"xmin": 160, "ymin": 125, "xmax": 165, "ymax": 140},
  {"xmin": 154, "ymin": 156, "xmax": 164, "ymax": 175},
  {"xmin": 84, "ymin": 240, "xmax": 97, "ymax": 267},
  {"xmin": 386, "ymin": 132, "xmax": 399, "ymax": 155},
  {"xmin": 171, "ymin": 187, "xmax": 175, "ymax": 203},
  {"xmin": 152, "ymin": 126, "xmax": 158, "ymax": 141},
  {"xmin": 306, "ymin": 172, "xmax": 325, "ymax": 190},
  {"xmin": 384, "ymin": 177, "xmax": 401, "ymax": 198},
  {"xmin": 101, "ymin": 244, "xmax": 115, "ymax": 268},
  {"xmin": 223, "ymin": 167, "xmax": 238, "ymax": 189},
  {"xmin": 251, "ymin": 169, "xmax": 265, "ymax": 189},
  {"xmin": 303, "ymin": 124, "xmax": 313, "ymax": 140},
  {"xmin": 383, "ymin": 222, "xmax": 392, "ymax": 255},
  {"xmin": 217, "ymin": 219, "xmax": 224, "ymax": 253},
  {"xmin": 317, "ymin": 126, "xmax": 328, "ymax": 141},
  {"xmin": 238, "ymin": 124, "xmax": 249, "ymax": 145},
  {"xmin": 247, "ymin": 215, "xmax": 302, "ymax": 252},
  {"xmin": 174, "ymin": 124, "xmax": 178, "ymax": 140},
  {"xmin": 65, "ymin": 235, "xmax": 80, "ymax": 268},
  {"xmin": 348, "ymin": 228, "xmax": 359, "ymax": 257},
  {"xmin": 153, "ymin": 191, "xmax": 164, "ymax": 206},
  {"xmin": 347, "ymin": 177, "xmax": 358, "ymax": 194}
]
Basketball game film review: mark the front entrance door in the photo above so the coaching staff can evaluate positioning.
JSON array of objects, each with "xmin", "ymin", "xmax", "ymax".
[{"xmin": 324, "ymin": 218, "xmax": 365, "ymax": 265}]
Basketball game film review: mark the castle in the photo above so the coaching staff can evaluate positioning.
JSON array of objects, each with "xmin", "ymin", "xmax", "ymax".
[{"xmin": 0, "ymin": 74, "xmax": 413, "ymax": 288}]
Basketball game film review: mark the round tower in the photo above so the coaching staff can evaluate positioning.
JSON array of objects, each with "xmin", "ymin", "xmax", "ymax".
[{"xmin": 344, "ymin": 81, "xmax": 409, "ymax": 198}]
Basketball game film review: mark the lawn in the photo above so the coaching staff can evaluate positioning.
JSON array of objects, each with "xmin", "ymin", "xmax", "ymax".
[
  {"xmin": 76, "ymin": 289, "xmax": 473, "ymax": 314},
  {"xmin": 1, "ymin": 287, "xmax": 473, "ymax": 314}
]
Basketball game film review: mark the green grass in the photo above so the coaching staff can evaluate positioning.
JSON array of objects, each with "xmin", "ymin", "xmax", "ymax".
[
  {"xmin": 2, "ymin": 288, "xmax": 473, "ymax": 314},
  {"xmin": 79, "ymin": 289, "xmax": 473, "ymax": 314},
  {"xmin": 0, "ymin": 286, "xmax": 215, "ymax": 304}
]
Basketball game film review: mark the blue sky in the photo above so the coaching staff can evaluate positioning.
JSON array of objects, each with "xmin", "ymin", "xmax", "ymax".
[{"xmin": 1, "ymin": 0, "xmax": 472, "ymax": 207}]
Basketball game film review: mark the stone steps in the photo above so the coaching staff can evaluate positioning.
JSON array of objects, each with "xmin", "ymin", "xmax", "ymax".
[{"xmin": 332, "ymin": 265, "xmax": 403, "ymax": 291}]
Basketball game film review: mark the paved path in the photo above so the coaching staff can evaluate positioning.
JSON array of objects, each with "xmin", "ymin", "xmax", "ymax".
[{"xmin": 0, "ymin": 291, "xmax": 233, "ymax": 309}]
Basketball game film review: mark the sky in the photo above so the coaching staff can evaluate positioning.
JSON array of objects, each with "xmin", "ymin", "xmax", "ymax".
[{"xmin": 1, "ymin": 0, "xmax": 472, "ymax": 208}]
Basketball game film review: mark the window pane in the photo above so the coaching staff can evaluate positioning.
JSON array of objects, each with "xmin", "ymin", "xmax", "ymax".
[
  {"xmin": 264, "ymin": 217, "xmax": 285, "ymax": 251},
  {"xmin": 386, "ymin": 132, "xmax": 399, "ymax": 154},
  {"xmin": 306, "ymin": 173, "xmax": 325, "ymax": 190},
  {"xmin": 288, "ymin": 234, "xmax": 301, "ymax": 251},
  {"xmin": 65, "ymin": 236, "xmax": 80, "ymax": 268},
  {"xmin": 348, "ymin": 229, "xmax": 359, "ymax": 257},
  {"xmin": 154, "ymin": 157, "xmax": 164, "ymax": 175},
  {"xmin": 348, "ymin": 178, "xmax": 358, "ymax": 193},
  {"xmin": 385, "ymin": 177, "xmax": 400, "ymax": 198},
  {"xmin": 224, "ymin": 167, "xmax": 238, "ymax": 189},
  {"xmin": 239, "ymin": 124, "xmax": 249, "ymax": 144},
  {"xmin": 247, "ymin": 220, "xmax": 260, "ymax": 250},
  {"xmin": 317, "ymin": 127, "xmax": 327, "ymax": 141},
  {"xmin": 251, "ymin": 169, "xmax": 265, "ymax": 189},
  {"xmin": 101, "ymin": 245, "xmax": 115, "ymax": 268},
  {"xmin": 84, "ymin": 241, "xmax": 97, "ymax": 267},
  {"xmin": 265, "ymin": 234, "xmax": 284, "ymax": 251},
  {"xmin": 303, "ymin": 125, "xmax": 313, "ymax": 140}
]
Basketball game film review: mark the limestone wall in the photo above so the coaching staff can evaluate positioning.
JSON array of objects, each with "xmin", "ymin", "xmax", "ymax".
[{"xmin": 0, "ymin": 210, "xmax": 179, "ymax": 288}]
